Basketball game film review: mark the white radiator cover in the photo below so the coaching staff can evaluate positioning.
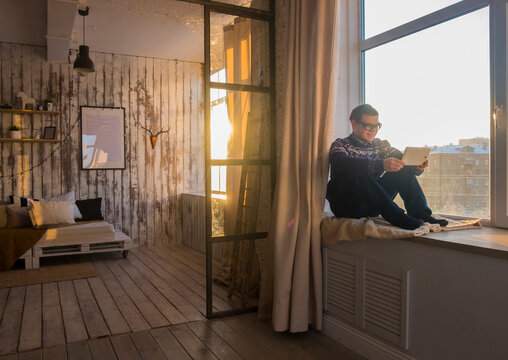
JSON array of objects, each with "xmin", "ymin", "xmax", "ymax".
[{"xmin": 324, "ymin": 248, "xmax": 409, "ymax": 350}]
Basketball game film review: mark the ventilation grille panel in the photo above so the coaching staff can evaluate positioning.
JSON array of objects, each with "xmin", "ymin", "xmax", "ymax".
[
  {"xmin": 324, "ymin": 249, "xmax": 409, "ymax": 350},
  {"xmin": 324, "ymin": 250, "xmax": 358, "ymax": 324},
  {"xmin": 364, "ymin": 265, "xmax": 405, "ymax": 346}
]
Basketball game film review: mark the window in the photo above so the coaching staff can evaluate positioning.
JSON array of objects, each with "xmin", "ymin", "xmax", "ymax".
[
  {"xmin": 361, "ymin": 0, "xmax": 501, "ymax": 222},
  {"xmin": 363, "ymin": 0, "xmax": 462, "ymax": 38}
]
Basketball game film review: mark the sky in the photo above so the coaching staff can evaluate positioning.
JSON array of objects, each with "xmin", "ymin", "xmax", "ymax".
[{"xmin": 363, "ymin": 1, "xmax": 490, "ymax": 150}]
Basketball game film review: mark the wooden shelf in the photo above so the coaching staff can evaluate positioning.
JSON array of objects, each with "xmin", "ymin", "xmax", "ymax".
[
  {"xmin": 0, "ymin": 109, "xmax": 60, "ymax": 115},
  {"xmin": 0, "ymin": 138, "xmax": 60, "ymax": 143}
]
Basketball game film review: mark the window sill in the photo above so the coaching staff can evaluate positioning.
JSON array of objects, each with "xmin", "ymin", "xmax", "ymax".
[
  {"xmin": 322, "ymin": 210, "xmax": 508, "ymax": 260},
  {"xmin": 402, "ymin": 226, "xmax": 508, "ymax": 260}
]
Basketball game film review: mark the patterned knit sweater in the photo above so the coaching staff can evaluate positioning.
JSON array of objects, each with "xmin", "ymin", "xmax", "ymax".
[{"xmin": 329, "ymin": 134, "xmax": 414, "ymax": 179}]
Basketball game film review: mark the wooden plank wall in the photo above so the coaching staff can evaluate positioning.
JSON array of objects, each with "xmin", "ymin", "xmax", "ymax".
[{"xmin": 0, "ymin": 43, "xmax": 205, "ymax": 247}]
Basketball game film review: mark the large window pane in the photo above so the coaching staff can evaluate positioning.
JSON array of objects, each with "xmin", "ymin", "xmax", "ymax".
[
  {"xmin": 364, "ymin": 8, "xmax": 490, "ymax": 218},
  {"xmin": 210, "ymin": 89, "xmax": 270, "ymax": 160},
  {"xmin": 210, "ymin": 12, "xmax": 270, "ymax": 86},
  {"xmin": 364, "ymin": 0, "xmax": 462, "ymax": 38},
  {"xmin": 211, "ymin": 165, "xmax": 271, "ymax": 236}
]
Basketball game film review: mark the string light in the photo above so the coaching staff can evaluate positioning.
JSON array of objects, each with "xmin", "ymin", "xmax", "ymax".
[{"xmin": 0, "ymin": 114, "xmax": 81, "ymax": 181}]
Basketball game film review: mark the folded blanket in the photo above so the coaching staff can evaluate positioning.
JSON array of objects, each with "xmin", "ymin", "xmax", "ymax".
[
  {"xmin": 0, "ymin": 220, "xmax": 108, "ymax": 271},
  {"xmin": 0, "ymin": 228, "xmax": 47, "ymax": 271},
  {"xmin": 321, "ymin": 216, "xmax": 481, "ymax": 246}
]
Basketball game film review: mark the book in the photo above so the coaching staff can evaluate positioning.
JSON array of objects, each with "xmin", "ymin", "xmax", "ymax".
[{"xmin": 402, "ymin": 147, "xmax": 430, "ymax": 166}]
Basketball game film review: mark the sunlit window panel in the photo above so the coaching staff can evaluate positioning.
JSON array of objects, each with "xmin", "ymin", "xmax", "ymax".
[
  {"xmin": 364, "ymin": 0, "xmax": 462, "ymax": 39},
  {"xmin": 210, "ymin": 12, "xmax": 270, "ymax": 86},
  {"xmin": 241, "ymin": 38, "xmax": 250, "ymax": 80},
  {"xmin": 209, "ymin": 90, "xmax": 270, "ymax": 161},
  {"xmin": 211, "ymin": 165, "xmax": 272, "ymax": 237},
  {"xmin": 364, "ymin": 8, "xmax": 490, "ymax": 218}
]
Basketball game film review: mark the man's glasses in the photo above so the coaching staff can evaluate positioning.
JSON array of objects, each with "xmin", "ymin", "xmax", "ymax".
[{"xmin": 358, "ymin": 120, "xmax": 382, "ymax": 131}]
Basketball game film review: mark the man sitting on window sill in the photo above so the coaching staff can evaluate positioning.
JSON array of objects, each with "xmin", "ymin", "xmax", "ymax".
[{"xmin": 326, "ymin": 104, "xmax": 448, "ymax": 230}]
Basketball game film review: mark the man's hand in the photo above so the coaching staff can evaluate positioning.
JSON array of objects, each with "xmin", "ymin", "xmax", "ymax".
[
  {"xmin": 384, "ymin": 157, "xmax": 405, "ymax": 172},
  {"xmin": 416, "ymin": 160, "xmax": 429, "ymax": 171}
]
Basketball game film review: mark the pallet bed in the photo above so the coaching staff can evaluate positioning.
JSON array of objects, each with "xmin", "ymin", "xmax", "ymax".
[{"xmin": 25, "ymin": 221, "xmax": 135, "ymax": 269}]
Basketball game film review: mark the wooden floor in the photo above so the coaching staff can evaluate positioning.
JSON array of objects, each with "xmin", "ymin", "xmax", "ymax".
[{"xmin": 0, "ymin": 244, "xmax": 364, "ymax": 360}]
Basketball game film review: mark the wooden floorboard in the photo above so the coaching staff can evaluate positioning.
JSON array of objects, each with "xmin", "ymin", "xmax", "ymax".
[
  {"xmin": 66, "ymin": 342, "xmax": 91, "ymax": 360},
  {"xmin": 58, "ymin": 281, "xmax": 88, "ymax": 345},
  {"xmin": 110, "ymin": 334, "xmax": 142, "ymax": 360},
  {"xmin": 169, "ymin": 323, "xmax": 219, "ymax": 360},
  {"xmin": 132, "ymin": 247, "xmax": 209, "ymax": 315},
  {"xmin": 113, "ymin": 256, "xmax": 187, "ymax": 325},
  {"xmin": 18, "ymin": 284, "xmax": 42, "ymax": 352},
  {"xmin": 141, "ymin": 246, "xmax": 236, "ymax": 311},
  {"xmin": 73, "ymin": 279, "xmax": 110, "ymax": 339},
  {"xmin": 87, "ymin": 277, "xmax": 130, "ymax": 336},
  {"xmin": 0, "ymin": 245, "xmax": 364, "ymax": 360},
  {"xmin": 0, "ymin": 286, "xmax": 26, "ymax": 355},
  {"xmin": 88, "ymin": 338, "xmax": 117, "ymax": 360},
  {"xmin": 92, "ymin": 260, "xmax": 151, "ymax": 333},
  {"xmin": 42, "ymin": 283, "xmax": 66, "ymax": 349},
  {"xmin": 42, "ymin": 344, "xmax": 66, "ymax": 360},
  {"xmin": 104, "ymin": 259, "xmax": 169, "ymax": 329},
  {"xmin": 150, "ymin": 327, "xmax": 191, "ymax": 360},
  {"xmin": 17, "ymin": 349, "xmax": 42, "ymax": 360},
  {"xmin": 130, "ymin": 330, "xmax": 167, "ymax": 360},
  {"xmin": 186, "ymin": 321, "xmax": 242, "ymax": 360},
  {"xmin": 126, "ymin": 250, "xmax": 204, "ymax": 322},
  {"xmin": 0, "ymin": 289, "xmax": 10, "ymax": 329},
  {"xmin": 205, "ymin": 319, "xmax": 270, "ymax": 360}
]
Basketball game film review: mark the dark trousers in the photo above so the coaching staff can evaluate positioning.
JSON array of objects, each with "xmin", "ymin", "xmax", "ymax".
[{"xmin": 326, "ymin": 166, "xmax": 431, "ymax": 223}]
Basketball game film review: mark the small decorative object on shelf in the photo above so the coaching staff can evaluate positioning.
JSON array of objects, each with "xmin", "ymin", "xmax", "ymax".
[
  {"xmin": 44, "ymin": 99, "xmax": 55, "ymax": 111},
  {"xmin": 42, "ymin": 126, "xmax": 56, "ymax": 140},
  {"xmin": 8, "ymin": 124, "xmax": 22, "ymax": 139},
  {"xmin": 17, "ymin": 91, "xmax": 36, "ymax": 111}
]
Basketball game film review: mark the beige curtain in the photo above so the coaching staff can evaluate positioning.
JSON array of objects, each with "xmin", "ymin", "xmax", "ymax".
[{"xmin": 259, "ymin": 0, "xmax": 339, "ymax": 332}]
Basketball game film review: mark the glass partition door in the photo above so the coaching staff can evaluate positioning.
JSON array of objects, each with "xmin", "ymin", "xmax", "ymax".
[{"xmin": 204, "ymin": 1, "xmax": 275, "ymax": 318}]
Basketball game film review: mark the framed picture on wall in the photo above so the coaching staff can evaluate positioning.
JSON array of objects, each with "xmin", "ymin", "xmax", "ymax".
[
  {"xmin": 42, "ymin": 126, "xmax": 56, "ymax": 139},
  {"xmin": 80, "ymin": 106, "xmax": 126, "ymax": 170}
]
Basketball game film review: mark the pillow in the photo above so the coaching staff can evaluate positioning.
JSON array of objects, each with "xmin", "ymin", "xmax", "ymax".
[
  {"xmin": 6, "ymin": 206, "xmax": 32, "ymax": 228},
  {"xmin": 50, "ymin": 191, "xmax": 82, "ymax": 219},
  {"xmin": 0, "ymin": 205, "xmax": 7, "ymax": 229},
  {"xmin": 15, "ymin": 191, "xmax": 82, "ymax": 220},
  {"xmin": 9, "ymin": 195, "xmax": 31, "ymax": 207},
  {"xmin": 28, "ymin": 199, "xmax": 76, "ymax": 227},
  {"xmin": 75, "ymin": 198, "xmax": 104, "ymax": 221}
]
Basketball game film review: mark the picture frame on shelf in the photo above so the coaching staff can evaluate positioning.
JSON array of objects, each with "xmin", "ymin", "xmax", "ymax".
[{"xmin": 42, "ymin": 126, "xmax": 56, "ymax": 139}]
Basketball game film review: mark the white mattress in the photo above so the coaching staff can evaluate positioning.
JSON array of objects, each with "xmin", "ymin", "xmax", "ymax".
[{"xmin": 36, "ymin": 221, "xmax": 115, "ymax": 247}]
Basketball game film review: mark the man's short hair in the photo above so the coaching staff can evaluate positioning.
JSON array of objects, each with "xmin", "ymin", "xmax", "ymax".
[{"xmin": 349, "ymin": 104, "xmax": 378, "ymax": 122}]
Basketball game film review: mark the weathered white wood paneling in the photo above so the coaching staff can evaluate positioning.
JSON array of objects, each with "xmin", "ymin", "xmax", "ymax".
[{"xmin": 0, "ymin": 43, "xmax": 205, "ymax": 246}]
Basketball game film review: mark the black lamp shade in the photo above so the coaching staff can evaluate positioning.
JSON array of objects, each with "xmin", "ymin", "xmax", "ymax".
[{"xmin": 74, "ymin": 45, "xmax": 95, "ymax": 73}]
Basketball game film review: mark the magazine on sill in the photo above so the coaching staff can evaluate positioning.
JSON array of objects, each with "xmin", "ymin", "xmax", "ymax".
[{"xmin": 437, "ymin": 216, "xmax": 482, "ymax": 231}]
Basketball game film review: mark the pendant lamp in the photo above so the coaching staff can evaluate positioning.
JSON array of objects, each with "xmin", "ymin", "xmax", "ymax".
[{"xmin": 74, "ymin": 7, "xmax": 95, "ymax": 73}]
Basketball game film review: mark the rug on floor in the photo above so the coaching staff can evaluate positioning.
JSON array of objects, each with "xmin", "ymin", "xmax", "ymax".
[{"xmin": 0, "ymin": 262, "xmax": 98, "ymax": 288}]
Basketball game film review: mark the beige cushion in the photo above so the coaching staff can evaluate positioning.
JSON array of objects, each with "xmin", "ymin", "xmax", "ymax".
[
  {"xmin": 52, "ymin": 191, "xmax": 82, "ymax": 219},
  {"xmin": 28, "ymin": 199, "xmax": 76, "ymax": 227}
]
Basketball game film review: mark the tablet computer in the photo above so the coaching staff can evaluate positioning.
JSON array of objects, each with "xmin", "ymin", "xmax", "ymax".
[{"xmin": 401, "ymin": 147, "xmax": 430, "ymax": 166}]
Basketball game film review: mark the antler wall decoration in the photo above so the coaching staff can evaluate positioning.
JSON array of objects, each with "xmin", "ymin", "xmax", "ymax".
[{"xmin": 140, "ymin": 124, "xmax": 170, "ymax": 149}]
